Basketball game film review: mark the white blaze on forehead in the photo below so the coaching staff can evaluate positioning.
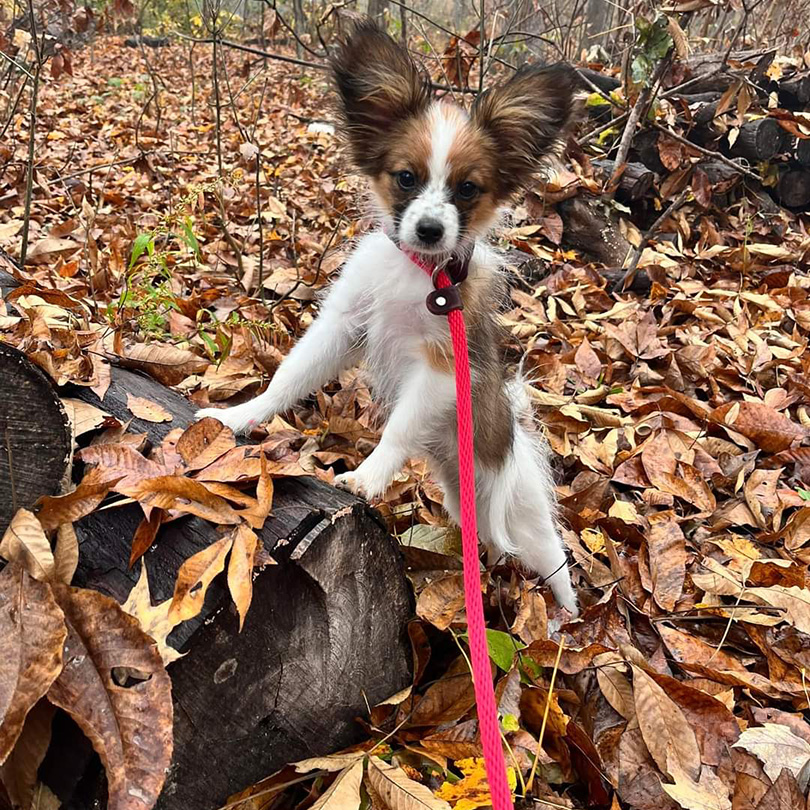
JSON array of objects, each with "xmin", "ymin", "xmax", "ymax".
[{"xmin": 426, "ymin": 103, "xmax": 468, "ymax": 192}]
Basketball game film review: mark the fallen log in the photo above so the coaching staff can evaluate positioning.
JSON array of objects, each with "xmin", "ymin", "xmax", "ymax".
[
  {"xmin": 675, "ymin": 49, "xmax": 775, "ymax": 95},
  {"xmin": 729, "ymin": 118, "xmax": 788, "ymax": 162},
  {"xmin": 777, "ymin": 168, "xmax": 810, "ymax": 209},
  {"xmin": 19, "ymin": 364, "xmax": 413, "ymax": 809},
  {"xmin": 797, "ymin": 138, "xmax": 810, "ymax": 168},
  {"xmin": 0, "ymin": 343, "xmax": 71, "ymax": 536},
  {"xmin": 557, "ymin": 196, "xmax": 634, "ymax": 268},
  {"xmin": 592, "ymin": 159, "xmax": 656, "ymax": 202},
  {"xmin": 575, "ymin": 67, "xmax": 620, "ymax": 95},
  {"xmin": 632, "ymin": 129, "xmax": 667, "ymax": 174},
  {"xmin": 777, "ymin": 72, "xmax": 810, "ymax": 110}
]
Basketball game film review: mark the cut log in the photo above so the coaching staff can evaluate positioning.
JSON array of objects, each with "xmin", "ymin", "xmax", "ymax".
[
  {"xmin": 32, "ymin": 365, "xmax": 413, "ymax": 809},
  {"xmin": 730, "ymin": 118, "xmax": 788, "ymax": 162},
  {"xmin": 592, "ymin": 159, "xmax": 656, "ymax": 201},
  {"xmin": 674, "ymin": 49, "xmax": 775, "ymax": 95},
  {"xmin": 697, "ymin": 160, "xmax": 743, "ymax": 189},
  {"xmin": 0, "ymin": 342, "xmax": 71, "ymax": 536},
  {"xmin": 557, "ymin": 195, "xmax": 632, "ymax": 267},
  {"xmin": 778, "ymin": 72, "xmax": 810, "ymax": 109},
  {"xmin": 777, "ymin": 168, "xmax": 810, "ymax": 209},
  {"xmin": 796, "ymin": 138, "xmax": 810, "ymax": 168},
  {"xmin": 632, "ymin": 129, "xmax": 666, "ymax": 174},
  {"xmin": 575, "ymin": 67, "xmax": 620, "ymax": 95}
]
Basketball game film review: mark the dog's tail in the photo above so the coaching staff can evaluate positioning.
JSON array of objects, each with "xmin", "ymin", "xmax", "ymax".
[{"xmin": 479, "ymin": 378, "xmax": 578, "ymax": 615}]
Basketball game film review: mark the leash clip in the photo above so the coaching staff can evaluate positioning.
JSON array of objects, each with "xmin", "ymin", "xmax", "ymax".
[{"xmin": 426, "ymin": 259, "xmax": 468, "ymax": 316}]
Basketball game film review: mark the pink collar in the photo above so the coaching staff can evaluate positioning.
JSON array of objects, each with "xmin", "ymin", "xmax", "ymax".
[
  {"xmin": 401, "ymin": 248, "xmax": 469, "ymax": 316},
  {"xmin": 401, "ymin": 248, "xmax": 469, "ymax": 284}
]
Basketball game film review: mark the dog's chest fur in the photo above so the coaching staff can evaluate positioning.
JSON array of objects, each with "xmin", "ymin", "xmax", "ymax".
[{"xmin": 338, "ymin": 233, "xmax": 512, "ymax": 465}]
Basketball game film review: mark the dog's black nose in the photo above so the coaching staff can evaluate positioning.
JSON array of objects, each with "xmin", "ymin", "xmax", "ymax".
[{"xmin": 416, "ymin": 218, "xmax": 444, "ymax": 245}]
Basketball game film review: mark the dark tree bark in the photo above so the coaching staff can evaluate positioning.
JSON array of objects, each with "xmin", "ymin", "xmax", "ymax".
[
  {"xmin": 575, "ymin": 67, "xmax": 620, "ymax": 95},
  {"xmin": 0, "ymin": 342, "xmax": 71, "ymax": 536},
  {"xmin": 592, "ymin": 160, "xmax": 656, "ymax": 202},
  {"xmin": 32, "ymin": 365, "xmax": 413, "ymax": 810},
  {"xmin": 557, "ymin": 196, "xmax": 632, "ymax": 267},
  {"xmin": 777, "ymin": 169, "xmax": 810, "ymax": 209},
  {"xmin": 777, "ymin": 72, "xmax": 810, "ymax": 109},
  {"xmin": 729, "ymin": 118, "xmax": 788, "ymax": 162},
  {"xmin": 632, "ymin": 130, "xmax": 666, "ymax": 174},
  {"xmin": 796, "ymin": 138, "xmax": 810, "ymax": 168}
]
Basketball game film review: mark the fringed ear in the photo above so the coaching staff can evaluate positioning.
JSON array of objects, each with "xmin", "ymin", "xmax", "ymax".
[
  {"xmin": 472, "ymin": 64, "xmax": 577, "ymax": 198},
  {"xmin": 331, "ymin": 19, "xmax": 431, "ymax": 175}
]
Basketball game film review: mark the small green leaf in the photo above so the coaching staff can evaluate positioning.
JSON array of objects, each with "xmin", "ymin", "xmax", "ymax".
[
  {"xmin": 129, "ymin": 232, "xmax": 153, "ymax": 269},
  {"xmin": 597, "ymin": 127, "xmax": 618, "ymax": 146},
  {"xmin": 180, "ymin": 217, "xmax": 201, "ymax": 259},
  {"xmin": 798, "ymin": 488, "xmax": 810, "ymax": 501},
  {"xmin": 586, "ymin": 92, "xmax": 610, "ymax": 108},
  {"xmin": 501, "ymin": 713, "xmax": 520, "ymax": 732},
  {"xmin": 462, "ymin": 629, "xmax": 526, "ymax": 672}
]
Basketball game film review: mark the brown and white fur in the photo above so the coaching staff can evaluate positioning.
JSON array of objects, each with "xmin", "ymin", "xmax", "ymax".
[{"xmin": 196, "ymin": 21, "xmax": 579, "ymax": 615}]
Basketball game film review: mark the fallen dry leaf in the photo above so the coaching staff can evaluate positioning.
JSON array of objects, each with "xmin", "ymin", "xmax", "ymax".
[
  {"xmin": 632, "ymin": 666, "xmax": 701, "ymax": 780},
  {"xmin": 126, "ymin": 394, "xmax": 173, "ymax": 423},
  {"xmin": 310, "ymin": 759, "xmax": 364, "ymax": 810},
  {"xmin": 48, "ymin": 584, "xmax": 173, "ymax": 810},
  {"xmin": 732, "ymin": 723, "xmax": 810, "ymax": 783},
  {"xmin": 0, "ymin": 700, "xmax": 55, "ymax": 809},
  {"xmin": 227, "ymin": 523, "xmax": 260, "ymax": 631},
  {"xmin": 121, "ymin": 561, "xmax": 184, "ymax": 665},
  {"xmin": 36, "ymin": 478, "xmax": 120, "ymax": 532},
  {"xmin": 366, "ymin": 755, "xmax": 451, "ymax": 810},
  {"xmin": 124, "ymin": 476, "xmax": 242, "ymax": 525},
  {"xmin": 169, "ymin": 536, "xmax": 233, "ymax": 623},
  {"xmin": 0, "ymin": 509, "xmax": 55, "ymax": 582},
  {"xmin": 175, "ymin": 417, "xmax": 237, "ymax": 471},
  {"xmin": 0, "ymin": 565, "xmax": 66, "ymax": 762}
]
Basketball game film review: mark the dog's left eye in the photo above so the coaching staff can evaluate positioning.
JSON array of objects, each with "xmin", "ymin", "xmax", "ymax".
[
  {"xmin": 397, "ymin": 170, "xmax": 417, "ymax": 190},
  {"xmin": 457, "ymin": 181, "xmax": 479, "ymax": 200}
]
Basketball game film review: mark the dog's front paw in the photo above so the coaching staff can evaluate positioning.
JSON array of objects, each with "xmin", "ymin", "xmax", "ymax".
[
  {"xmin": 194, "ymin": 407, "xmax": 257, "ymax": 436},
  {"xmin": 334, "ymin": 471, "xmax": 369, "ymax": 499}
]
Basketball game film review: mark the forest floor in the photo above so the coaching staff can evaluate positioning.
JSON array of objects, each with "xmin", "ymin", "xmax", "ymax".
[{"xmin": 3, "ymin": 34, "xmax": 810, "ymax": 810}]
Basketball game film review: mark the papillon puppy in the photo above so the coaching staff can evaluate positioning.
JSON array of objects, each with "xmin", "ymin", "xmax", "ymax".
[{"xmin": 197, "ymin": 20, "xmax": 579, "ymax": 615}]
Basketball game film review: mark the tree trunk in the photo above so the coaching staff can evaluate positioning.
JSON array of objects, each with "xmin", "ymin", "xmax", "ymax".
[
  {"xmin": 367, "ymin": 0, "xmax": 389, "ymax": 24},
  {"xmin": 0, "ymin": 342, "xmax": 71, "ymax": 536},
  {"xmin": 24, "ymin": 364, "xmax": 413, "ymax": 809}
]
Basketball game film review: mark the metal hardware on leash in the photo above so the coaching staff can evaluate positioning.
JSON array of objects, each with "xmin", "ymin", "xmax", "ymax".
[{"xmin": 425, "ymin": 259, "xmax": 469, "ymax": 316}]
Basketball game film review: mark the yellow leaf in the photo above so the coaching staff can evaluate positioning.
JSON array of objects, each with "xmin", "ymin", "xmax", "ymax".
[
  {"xmin": 435, "ymin": 758, "xmax": 516, "ymax": 809},
  {"xmin": 122, "ymin": 560, "xmax": 185, "ymax": 665}
]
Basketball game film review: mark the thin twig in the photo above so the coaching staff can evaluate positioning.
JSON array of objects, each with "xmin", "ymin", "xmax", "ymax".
[
  {"xmin": 649, "ymin": 120, "xmax": 760, "ymax": 181},
  {"xmin": 174, "ymin": 32, "xmax": 329, "ymax": 70},
  {"xmin": 526, "ymin": 636, "xmax": 565, "ymax": 794},
  {"xmin": 608, "ymin": 55, "xmax": 671, "ymax": 195},
  {"xmin": 619, "ymin": 189, "xmax": 690, "ymax": 291}
]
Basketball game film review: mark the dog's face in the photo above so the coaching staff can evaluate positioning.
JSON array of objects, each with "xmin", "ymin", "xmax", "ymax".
[{"xmin": 331, "ymin": 21, "xmax": 576, "ymax": 257}]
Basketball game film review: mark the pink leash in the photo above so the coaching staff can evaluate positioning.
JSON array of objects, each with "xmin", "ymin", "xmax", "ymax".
[{"xmin": 406, "ymin": 251, "xmax": 514, "ymax": 810}]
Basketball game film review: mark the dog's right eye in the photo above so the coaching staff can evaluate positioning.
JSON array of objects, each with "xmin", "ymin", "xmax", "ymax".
[{"xmin": 396, "ymin": 170, "xmax": 416, "ymax": 190}]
